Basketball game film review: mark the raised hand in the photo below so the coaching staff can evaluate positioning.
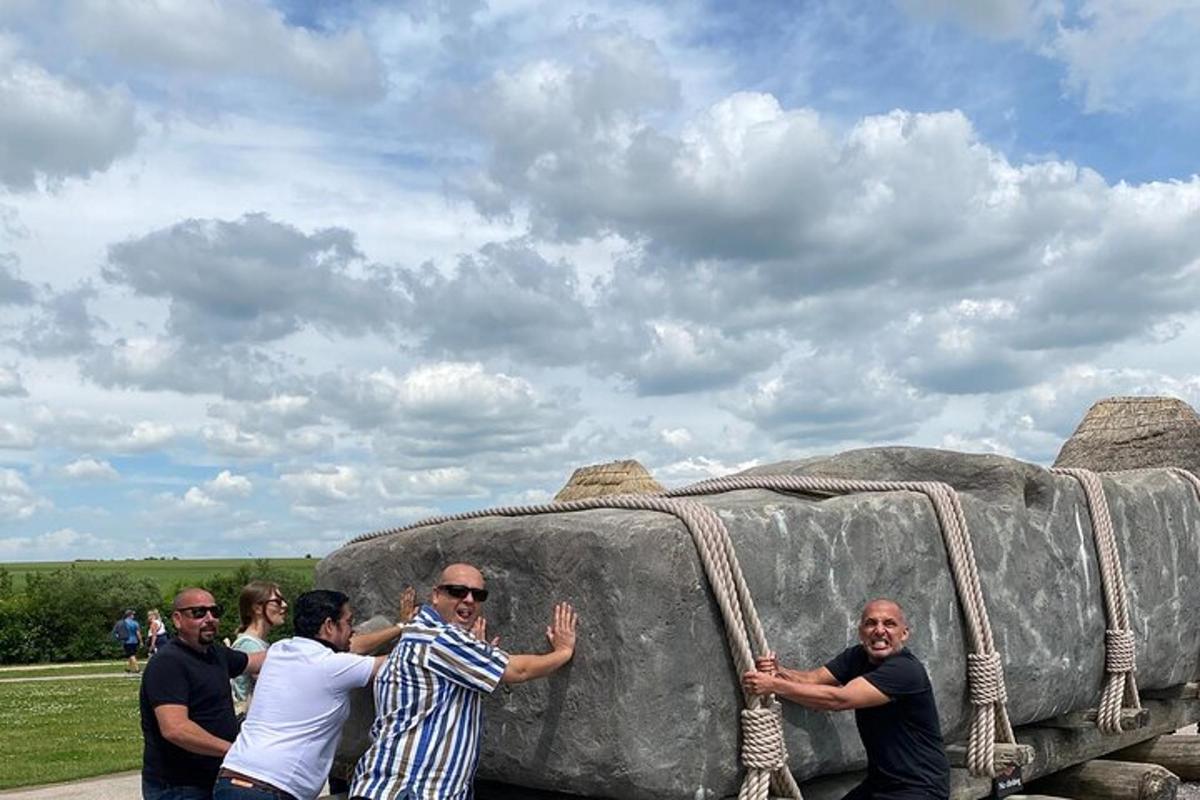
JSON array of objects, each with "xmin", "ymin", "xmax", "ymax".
[
  {"xmin": 471, "ymin": 616, "xmax": 500, "ymax": 646},
  {"xmin": 397, "ymin": 586, "xmax": 417, "ymax": 623},
  {"xmin": 545, "ymin": 602, "xmax": 577, "ymax": 655}
]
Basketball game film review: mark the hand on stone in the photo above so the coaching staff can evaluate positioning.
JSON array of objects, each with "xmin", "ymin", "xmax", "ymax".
[
  {"xmin": 742, "ymin": 669, "xmax": 775, "ymax": 696},
  {"xmin": 397, "ymin": 586, "xmax": 418, "ymax": 623},
  {"xmin": 755, "ymin": 652, "xmax": 779, "ymax": 675},
  {"xmin": 472, "ymin": 616, "xmax": 501, "ymax": 646},
  {"xmin": 546, "ymin": 602, "xmax": 577, "ymax": 655}
]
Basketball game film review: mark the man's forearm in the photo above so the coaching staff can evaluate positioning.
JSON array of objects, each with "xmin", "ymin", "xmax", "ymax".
[
  {"xmin": 163, "ymin": 719, "xmax": 232, "ymax": 757},
  {"xmin": 351, "ymin": 624, "xmax": 402, "ymax": 655},
  {"xmin": 502, "ymin": 649, "xmax": 572, "ymax": 684},
  {"xmin": 768, "ymin": 676, "xmax": 854, "ymax": 711}
]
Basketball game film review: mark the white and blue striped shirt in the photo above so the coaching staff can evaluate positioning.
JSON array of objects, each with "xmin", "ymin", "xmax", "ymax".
[{"xmin": 350, "ymin": 605, "xmax": 509, "ymax": 800}]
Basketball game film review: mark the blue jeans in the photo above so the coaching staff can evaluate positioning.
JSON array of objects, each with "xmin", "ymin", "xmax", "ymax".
[
  {"xmin": 141, "ymin": 775, "xmax": 212, "ymax": 800},
  {"xmin": 214, "ymin": 776, "xmax": 297, "ymax": 800}
]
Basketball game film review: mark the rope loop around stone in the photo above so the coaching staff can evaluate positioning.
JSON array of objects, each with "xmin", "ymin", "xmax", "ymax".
[
  {"xmin": 966, "ymin": 651, "xmax": 1007, "ymax": 706},
  {"xmin": 740, "ymin": 704, "xmax": 788, "ymax": 771},
  {"xmin": 1105, "ymin": 629, "xmax": 1136, "ymax": 674}
]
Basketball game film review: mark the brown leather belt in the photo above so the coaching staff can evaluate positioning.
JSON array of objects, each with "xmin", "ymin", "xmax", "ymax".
[{"xmin": 217, "ymin": 768, "xmax": 298, "ymax": 799}]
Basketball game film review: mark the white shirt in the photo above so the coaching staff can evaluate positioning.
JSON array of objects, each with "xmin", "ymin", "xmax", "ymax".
[{"xmin": 222, "ymin": 636, "xmax": 375, "ymax": 799}]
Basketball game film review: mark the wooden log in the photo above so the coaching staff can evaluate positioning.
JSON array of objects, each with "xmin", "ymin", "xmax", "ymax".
[
  {"xmin": 1028, "ymin": 759, "xmax": 1178, "ymax": 800},
  {"xmin": 1040, "ymin": 707, "xmax": 1150, "ymax": 731},
  {"xmin": 1107, "ymin": 734, "xmax": 1200, "ymax": 780},
  {"xmin": 946, "ymin": 743, "xmax": 1036, "ymax": 769}
]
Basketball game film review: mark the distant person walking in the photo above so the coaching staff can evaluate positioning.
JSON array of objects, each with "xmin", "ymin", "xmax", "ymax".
[
  {"xmin": 229, "ymin": 581, "xmax": 287, "ymax": 720},
  {"xmin": 147, "ymin": 609, "xmax": 169, "ymax": 657},
  {"xmin": 114, "ymin": 609, "xmax": 144, "ymax": 674}
]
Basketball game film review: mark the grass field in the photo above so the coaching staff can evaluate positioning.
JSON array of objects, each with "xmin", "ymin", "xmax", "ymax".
[
  {"xmin": 0, "ymin": 672, "xmax": 142, "ymax": 789},
  {"xmin": 1, "ymin": 557, "xmax": 318, "ymax": 592},
  {"xmin": 0, "ymin": 661, "xmax": 129, "ymax": 679}
]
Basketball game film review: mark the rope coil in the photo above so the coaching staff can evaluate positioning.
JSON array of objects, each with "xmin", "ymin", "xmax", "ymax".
[
  {"xmin": 1050, "ymin": 467, "xmax": 1140, "ymax": 735},
  {"xmin": 740, "ymin": 705, "xmax": 788, "ymax": 770},
  {"xmin": 966, "ymin": 652, "xmax": 1007, "ymax": 706}
]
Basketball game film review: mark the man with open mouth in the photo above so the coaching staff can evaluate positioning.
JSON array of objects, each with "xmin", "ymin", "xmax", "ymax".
[
  {"xmin": 742, "ymin": 598, "xmax": 950, "ymax": 800},
  {"xmin": 351, "ymin": 562, "xmax": 578, "ymax": 800}
]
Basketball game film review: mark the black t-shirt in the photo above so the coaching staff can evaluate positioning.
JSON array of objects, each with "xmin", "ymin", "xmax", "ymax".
[
  {"xmin": 825, "ymin": 645, "xmax": 950, "ymax": 800},
  {"xmin": 140, "ymin": 638, "xmax": 249, "ymax": 787}
]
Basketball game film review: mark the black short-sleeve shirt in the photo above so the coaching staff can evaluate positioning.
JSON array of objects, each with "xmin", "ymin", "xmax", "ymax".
[
  {"xmin": 825, "ymin": 645, "xmax": 950, "ymax": 800},
  {"xmin": 139, "ymin": 638, "xmax": 249, "ymax": 787}
]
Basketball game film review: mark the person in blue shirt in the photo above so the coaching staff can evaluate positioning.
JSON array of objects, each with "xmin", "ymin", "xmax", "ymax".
[{"xmin": 118, "ymin": 608, "xmax": 143, "ymax": 674}]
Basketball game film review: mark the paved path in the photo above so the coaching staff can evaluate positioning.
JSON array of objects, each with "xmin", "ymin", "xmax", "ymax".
[{"xmin": 0, "ymin": 772, "xmax": 140, "ymax": 800}]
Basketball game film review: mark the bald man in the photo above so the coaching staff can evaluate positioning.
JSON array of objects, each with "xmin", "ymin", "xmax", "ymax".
[
  {"xmin": 351, "ymin": 563, "xmax": 578, "ymax": 800},
  {"xmin": 743, "ymin": 599, "xmax": 949, "ymax": 800}
]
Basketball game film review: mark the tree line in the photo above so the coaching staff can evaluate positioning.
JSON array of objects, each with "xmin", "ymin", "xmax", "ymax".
[{"xmin": 0, "ymin": 560, "xmax": 313, "ymax": 664}]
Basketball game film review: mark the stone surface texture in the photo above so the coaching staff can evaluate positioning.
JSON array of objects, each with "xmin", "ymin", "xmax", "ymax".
[{"xmin": 317, "ymin": 447, "xmax": 1200, "ymax": 800}]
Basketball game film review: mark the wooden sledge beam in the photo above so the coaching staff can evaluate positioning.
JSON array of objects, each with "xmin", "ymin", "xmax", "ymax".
[
  {"xmin": 946, "ymin": 743, "xmax": 1036, "ymax": 769},
  {"xmin": 1141, "ymin": 683, "xmax": 1200, "ymax": 701},
  {"xmin": 1106, "ymin": 734, "xmax": 1200, "ymax": 780},
  {"xmin": 1040, "ymin": 707, "xmax": 1150, "ymax": 731},
  {"xmin": 1028, "ymin": 759, "xmax": 1178, "ymax": 800}
]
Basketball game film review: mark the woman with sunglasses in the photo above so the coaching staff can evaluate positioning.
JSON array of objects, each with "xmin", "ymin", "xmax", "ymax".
[{"xmin": 230, "ymin": 580, "xmax": 287, "ymax": 720}]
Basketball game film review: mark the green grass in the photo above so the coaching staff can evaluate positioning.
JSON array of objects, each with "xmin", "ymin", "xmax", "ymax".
[
  {"xmin": 0, "ymin": 675, "xmax": 142, "ymax": 788},
  {"xmin": 1, "ymin": 557, "xmax": 318, "ymax": 593},
  {"xmin": 0, "ymin": 661, "xmax": 129, "ymax": 679}
]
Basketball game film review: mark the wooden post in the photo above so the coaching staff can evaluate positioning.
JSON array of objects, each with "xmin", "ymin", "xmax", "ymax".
[
  {"xmin": 1028, "ymin": 759, "xmax": 1178, "ymax": 800},
  {"xmin": 1107, "ymin": 734, "xmax": 1200, "ymax": 780}
]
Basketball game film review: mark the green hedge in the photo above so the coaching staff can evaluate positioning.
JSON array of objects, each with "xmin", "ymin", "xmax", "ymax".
[{"xmin": 0, "ymin": 560, "xmax": 313, "ymax": 664}]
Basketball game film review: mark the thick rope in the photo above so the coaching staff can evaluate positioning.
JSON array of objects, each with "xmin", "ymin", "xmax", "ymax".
[
  {"xmin": 350, "ymin": 495, "xmax": 803, "ymax": 800},
  {"xmin": 669, "ymin": 475, "xmax": 1014, "ymax": 777},
  {"xmin": 1050, "ymin": 467, "xmax": 1140, "ymax": 734}
]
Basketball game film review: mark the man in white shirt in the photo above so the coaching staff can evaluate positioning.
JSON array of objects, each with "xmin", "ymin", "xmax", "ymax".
[{"xmin": 215, "ymin": 590, "xmax": 397, "ymax": 800}]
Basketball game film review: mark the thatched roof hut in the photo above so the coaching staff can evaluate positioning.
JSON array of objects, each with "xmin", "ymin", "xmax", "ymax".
[
  {"xmin": 1053, "ymin": 395, "xmax": 1200, "ymax": 475},
  {"xmin": 554, "ymin": 459, "xmax": 664, "ymax": 501}
]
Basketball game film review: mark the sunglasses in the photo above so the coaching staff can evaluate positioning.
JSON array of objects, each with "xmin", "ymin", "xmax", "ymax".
[
  {"xmin": 265, "ymin": 597, "xmax": 287, "ymax": 606},
  {"xmin": 176, "ymin": 604, "xmax": 224, "ymax": 619},
  {"xmin": 437, "ymin": 584, "xmax": 489, "ymax": 602}
]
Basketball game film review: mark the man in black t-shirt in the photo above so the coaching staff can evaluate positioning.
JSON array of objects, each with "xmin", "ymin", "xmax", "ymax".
[
  {"xmin": 139, "ymin": 587, "xmax": 266, "ymax": 799},
  {"xmin": 742, "ymin": 598, "xmax": 949, "ymax": 800}
]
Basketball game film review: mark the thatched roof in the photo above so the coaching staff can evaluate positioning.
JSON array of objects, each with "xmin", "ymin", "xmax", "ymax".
[
  {"xmin": 1053, "ymin": 395, "xmax": 1200, "ymax": 475},
  {"xmin": 553, "ymin": 459, "xmax": 664, "ymax": 501}
]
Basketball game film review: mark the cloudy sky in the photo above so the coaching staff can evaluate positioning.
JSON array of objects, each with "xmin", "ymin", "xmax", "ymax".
[{"xmin": 2, "ymin": 0, "xmax": 1200, "ymax": 561}]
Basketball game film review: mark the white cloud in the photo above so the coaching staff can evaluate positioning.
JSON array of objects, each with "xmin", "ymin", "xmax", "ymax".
[
  {"xmin": 28, "ymin": 407, "xmax": 177, "ymax": 453},
  {"xmin": 0, "ymin": 422, "xmax": 35, "ymax": 449},
  {"xmin": 205, "ymin": 469, "xmax": 253, "ymax": 498},
  {"xmin": 659, "ymin": 427, "xmax": 692, "ymax": 448},
  {"xmin": 1049, "ymin": 1, "xmax": 1200, "ymax": 112},
  {"xmin": 0, "ymin": 527, "xmax": 109, "ymax": 559},
  {"xmin": 280, "ymin": 465, "xmax": 363, "ymax": 506},
  {"xmin": 61, "ymin": 457, "xmax": 120, "ymax": 481},
  {"xmin": 0, "ymin": 364, "xmax": 26, "ymax": 395},
  {"xmin": 66, "ymin": 0, "xmax": 385, "ymax": 102},
  {"xmin": 0, "ymin": 468, "xmax": 48, "ymax": 519},
  {"xmin": 0, "ymin": 40, "xmax": 138, "ymax": 190}
]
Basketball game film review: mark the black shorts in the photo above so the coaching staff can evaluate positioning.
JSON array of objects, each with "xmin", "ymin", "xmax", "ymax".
[{"xmin": 123, "ymin": 642, "xmax": 139, "ymax": 657}]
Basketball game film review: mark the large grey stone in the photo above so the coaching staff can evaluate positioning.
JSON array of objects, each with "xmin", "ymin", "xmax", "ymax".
[{"xmin": 317, "ymin": 447, "xmax": 1200, "ymax": 800}]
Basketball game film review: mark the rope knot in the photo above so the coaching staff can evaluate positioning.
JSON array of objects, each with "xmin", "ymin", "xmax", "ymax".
[
  {"xmin": 966, "ymin": 651, "xmax": 1007, "ymax": 706},
  {"xmin": 740, "ymin": 704, "xmax": 787, "ymax": 771},
  {"xmin": 1105, "ymin": 629, "xmax": 1136, "ymax": 673}
]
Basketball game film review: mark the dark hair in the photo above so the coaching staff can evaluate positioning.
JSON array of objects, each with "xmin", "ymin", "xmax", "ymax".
[
  {"xmin": 237, "ymin": 580, "xmax": 281, "ymax": 633},
  {"xmin": 293, "ymin": 590, "xmax": 349, "ymax": 639}
]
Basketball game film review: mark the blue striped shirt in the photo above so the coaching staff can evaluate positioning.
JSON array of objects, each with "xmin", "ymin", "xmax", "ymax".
[{"xmin": 350, "ymin": 605, "xmax": 509, "ymax": 800}]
